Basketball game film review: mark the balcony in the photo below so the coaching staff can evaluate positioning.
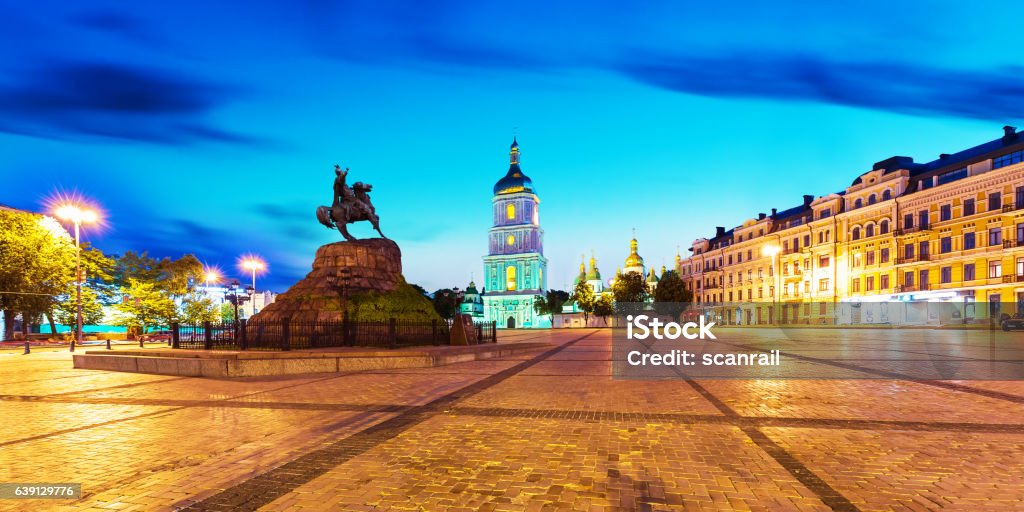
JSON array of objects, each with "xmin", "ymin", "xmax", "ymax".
[
  {"xmin": 896, "ymin": 254, "xmax": 930, "ymax": 264},
  {"xmin": 895, "ymin": 225, "xmax": 930, "ymax": 236},
  {"xmin": 898, "ymin": 284, "xmax": 917, "ymax": 293},
  {"xmin": 1003, "ymin": 203, "xmax": 1017, "ymax": 213},
  {"xmin": 1003, "ymin": 274, "xmax": 1024, "ymax": 283}
]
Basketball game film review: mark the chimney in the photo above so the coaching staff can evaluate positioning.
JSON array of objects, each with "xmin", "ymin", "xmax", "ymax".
[
  {"xmin": 1005, "ymin": 126, "xmax": 1018, "ymax": 140},
  {"xmin": 803, "ymin": 195, "xmax": 814, "ymax": 206},
  {"xmin": 939, "ymin": 153, "xmax": 951, "ymax": 160},
  {"xmin": 771, "ymin": 208, "xmax": 778, "ymax": 216},
  {"xmin": 758, "ymin": 213, "xmax": 766, "ymax": 220},
  {"xmin": 715, "ymin": 226, "xmax": 725, "ymax": 237}
]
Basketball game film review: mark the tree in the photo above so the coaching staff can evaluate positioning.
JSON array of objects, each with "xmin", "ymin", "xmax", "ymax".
[
  {"xmin": 181, "ymin": 293, "xmax": 219, "ymax": 324},
  {"xmin": 112, "ymin": 279, "xmax": 178, "ymax": 335},
  {"xmin": 53, "ymin": 284, "xmax": 106, "ymax": 328},
  {"xmin": 612, "ymin": 271, "xmax": 650, "ymax": 315},
  {"xmin": 431, "ymin": 288, "xmax": 462, "ymax": 320},
  {"xmin": 0, "ymin": 210, "xmax": 76, "ymax": 340},
  {"xmin": 156, "ymin": 254, "xmax": 203, "ymax": 297},
  {"xmin": 111, "ymin": 250, "xmax": 162, "ymax": 288},
  {"xmin": 593, "ymin": 295, "xmax": 615, "ymax": 326},
  {"xmin": 570, "ymin": 280, "xmax": 597, "ymax": 325},
  {"xmin": 220, "ymin": 302, "xmax": 236, "ymax": 323},
  {"xmin": 534, "ymin": 289, "xmax": 570, "ymax": 316},
  {"xmin": 653, "ymin": 270, "xmax": 693, "ymax": 318}
]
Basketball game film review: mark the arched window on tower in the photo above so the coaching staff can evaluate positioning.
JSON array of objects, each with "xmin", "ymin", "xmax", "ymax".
[
  {"xmin": 851, "ymin": 227, "xmax": 861, "ymax": 241},
  {"xmin": 868, "ymin": 194, "xmax": 877, "ymax": 205},
  {"xmin": 506, "ymin": 266, "xmax": 517, "ymax": 291},
  {"xmin": 506, "ymin": 203, "xmax": 515, "ymax": 220},
  {"xmin": 880, "ymin": 219, "xmax": 890, "ymax": 234},
  {"xmin": 882, "ymin": 189, "xmax": 892, "ymax": 201}
]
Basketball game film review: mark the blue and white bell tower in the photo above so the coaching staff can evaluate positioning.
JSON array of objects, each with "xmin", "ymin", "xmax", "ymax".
[{"xmin": 483, "ymin": 138, "xmax": 549, "ymax": 328}]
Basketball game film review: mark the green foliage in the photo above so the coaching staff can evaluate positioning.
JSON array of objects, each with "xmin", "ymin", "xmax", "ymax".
[
  {"xmin": 112, "ymin": 278, "xmax": 178, "ymax": 333},
  {"xmin": 157, "ymin": 254, "xmax": 204, "ymax": 297},
  {"xmin": 534, "ymin": 289, "xmax": 570, "ymax": 316},
  {"xmin": 430, "ymin": 288, "xmax": 462, "ymax": 320},
  {"xmin": 53, "ymin": 284, "xmax": 106, "ymax": 327},
  {"xmin": 612, "ymin": 271, "xmax": 650, "ymax": 315},
  {"xmin": 111, "ymin": 251, "xmax": 162, "ymax": 288},
  {"xmin": 571, "ymin": 280, "xmax": 597, "ymax": 324},
  {"xmin": 0, "ymin": 211, "xmax": 77, "ymax": 337},
  {"xmin": 220, "ymin": 302, "xmax": 236, "ymax": 323},
  {"xmin": 593, "ymin": 295, "xmax": 615, "ymax": 325},
  {"xmin": 181, "ymin": 293, "xmax": 220, "ymax": 324},
  {"xmin": 653, "ymin": 270, "xmax": 692, "ymax": 318},
  {"xmin": 346, "ymin": 282, "xmax": 444, "ymax": 322}
]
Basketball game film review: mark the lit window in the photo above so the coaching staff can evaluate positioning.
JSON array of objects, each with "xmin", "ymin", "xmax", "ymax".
[
  {"xmin": 506, "ymin": 235, "xmax": 515, "ymax": 246},
  {"xmin": 506, "ymin": 203, "xmax": 515, "ymax": 220},
  {"xmin": 506, "ymin": 266, "xmax": 517, "ymax": 290}
]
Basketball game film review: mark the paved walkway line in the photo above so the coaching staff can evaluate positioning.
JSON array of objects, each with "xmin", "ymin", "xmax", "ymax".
[{"xmin": 182, "ymin": 330, "xmax": 599, "ymax": 512}]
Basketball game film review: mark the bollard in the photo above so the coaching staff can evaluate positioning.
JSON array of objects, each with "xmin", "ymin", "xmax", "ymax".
[
  {"xmin": 23, "ymin": 341, "xmax": 30, "ymax": 355},
  {"xmin": 106, "ymin": 339, "xmax": 111, "ymax": 350},
  {"xmin": 139, "ymin": 338, "xmax": 144, "ymax": 348}
]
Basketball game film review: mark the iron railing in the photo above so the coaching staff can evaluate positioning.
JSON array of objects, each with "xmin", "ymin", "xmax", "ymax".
[{"xmin": 170, "ymin": 318, "xmax": 497, "ymax": 351}]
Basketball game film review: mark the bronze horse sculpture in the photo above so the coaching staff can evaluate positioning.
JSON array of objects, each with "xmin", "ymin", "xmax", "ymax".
[{"xmin": 316, "ymin": 165, "xmax": 386, "ymax": 241}]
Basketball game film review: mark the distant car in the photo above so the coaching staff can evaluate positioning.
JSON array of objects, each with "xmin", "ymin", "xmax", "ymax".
[
  {"xmin": 1000, "ymin": 314, "xmax": 1024, "ymax": 331},
  {"xmin": 139, "ymin": 330, "xmax": 173, "ymax": 341}
]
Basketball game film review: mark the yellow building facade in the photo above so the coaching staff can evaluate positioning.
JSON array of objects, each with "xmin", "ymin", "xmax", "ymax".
[{"xmin": 678, "ymin": 126, "xmax": 1024, "ymax": 325}]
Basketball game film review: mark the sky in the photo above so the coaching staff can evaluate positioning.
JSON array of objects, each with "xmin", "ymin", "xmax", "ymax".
[{"xmin": 1, "ymin": 1, "xmax": 1023, "ymax": 292}]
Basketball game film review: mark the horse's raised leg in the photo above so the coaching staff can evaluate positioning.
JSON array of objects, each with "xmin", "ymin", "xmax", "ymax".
[
  {"xmin": 337, "ymin": 223, "xmax": 356, "ymax": 242},
  {"xmin": 371, "ymin": 216, "xmax": 385, "ymax": 238}
]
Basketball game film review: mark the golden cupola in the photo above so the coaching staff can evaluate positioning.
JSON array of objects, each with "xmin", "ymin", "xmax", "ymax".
[{"xmin": 624, "ymin": 237, "xmax": 645, "ymax": 269}]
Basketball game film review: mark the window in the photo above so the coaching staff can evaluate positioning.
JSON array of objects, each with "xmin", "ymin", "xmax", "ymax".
[
  {"xmin": 941, "ymin": 266, "xmax": 952, "ymax": 284},
  {"xmin": 918, "ymin": 210, "xmax": 929, "ymax": 229},
  {"xmin": 919, "ymin": 240, "xmax": 929, "ymax": 257},
  {"xmin": 989, "ymin": 260, "xmax": 1002, "ymax": 279},
  {"xmin": 993, "ymin": 150, "xmax": 1024, "ymax": 169},
  {"xmin": 904, "ymin": 271, "xmax": 914, "ymax": 286},
  {"xmin": 853, "ymin": 253, "xmax": 862, "ymax": 267},
  {"xmin": 803, "ymin": 235, "xmax": 810, "ymax": 247},
  {"xmin": 757, "ymin": 268, "xmax": 763, "ymax": 279},
  {"xmin": 819, "ymin": 278, "xmax": 830, "ymax": 292},
  {"xmin": 904, "ymin": 214, "xmax": 914, "ymax": 229},
  {"xmin": 904, "ymin": 243, "xmax": 914, "ymax": 260},
  {"xmin": 820, "ymin": 208, "xmax": 831, "ymax": 219},
  {"xmin": 868, "ymin": 194, "xmax": 877, "ymax": 205},
  {"xmin": 989, "ymin": 227, "xmax": 1002, "ymax": 246},
  {"xmin": 854, "ymin": 198, "xmax": 863, "ymax": 209},
  {"xmin": 989, "ymin": 192, "xmax": 1002, "ymax": 211},
  {"xmin": 919, "ymin": 269, "xmax": 929, "ymax": 290},
  {"xmin": 758, "ymin": 289, "xmax": 763, "ymax": 299},
  {"xmin": 866, "ymin": 224, "xmax": 875, "ymax": 237},
  {"xmin": 881, "ymin": 248, "xmax": 890, "ymax": 263},
  {"xmin": 882, "ymin": 189, "xmax": 892, "ymax": 201},
  {"xmin": 880, "ymin": 274, "xmax": 890, "ymax": 289},
  {"xmin": 867, "ymin": 251, "xmax": 876, "ymax": 265},
  {"xmin": 940, "ymin": 237, "xmax": 952, "ymax": 253},
  {"xmin": 940, "ymin": 204, "xmax": 951, "ymax": 221},
  {"xmin": 804, "ymin": 258, "xmax": 810, "ymax": 270},
  {"xmin": 851, "ymin": 227, "xmax": 861, "ymax": 240},
  {"xmin": 937, "ymin": 167, "xmax": 968, "ymax": 185},
  {"xmin": 866, "ymin": 276, "xmax": 875, "ymax": 291},
  {"xmin": 506, "ymin": 234, "xmax": 515, "ymax": 246},
  {"xmin": 880, "ymin": 220, "xmax": 890, "ymax": 234},
  {"xmin": 1017, "ymin": 187, "xmax": 1024, "ymax": 210},
  {"xmin": 964, "ymin": 198, "xmax": 975, "ymax": 216},
  {"xmin": 851, "ymin": 278, "xmax": 860, "ymax": 293},
  {"xmin": 783, "ymin": 241, "xmax": 789, "ymax": 252},
  {"xmin": 1018, "ymin": 223, "xmax": 1024, "ymax": 245},
  {"xmin": 964, "ymin": 263, "xmax": 975, "ymax": 281},
  {"xmin": 506, "ymin": 266, "xmax": 517, "ymax": 290},
  {"xmin": 964, "ymin": 232, "xmax": 976, "ymax": 250},
  {"xmin": 1018, "ymin": 257, "xmax": 1024, "ymax": 277},
  {"xmin": 819, "ymin": 255, "xmax": 830, "ymax": 267},
  {"xmin": 506, "ymin": 203, "xmax": 515, "ymax": 220}
]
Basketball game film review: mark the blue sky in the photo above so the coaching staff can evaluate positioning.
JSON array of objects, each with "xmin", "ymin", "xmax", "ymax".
[{"xmin": 1, "ymin": 1, "xmax": 1022, "ymax": 292}]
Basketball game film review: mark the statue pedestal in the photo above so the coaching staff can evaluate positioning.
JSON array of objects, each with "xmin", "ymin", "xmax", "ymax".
[{"xmin": 252, "ymin": 238, "xmax": 403, "ymax": 323}]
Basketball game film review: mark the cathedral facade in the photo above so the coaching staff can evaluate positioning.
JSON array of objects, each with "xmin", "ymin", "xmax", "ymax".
[{"xmin": 482, "ymin": 139, "xmax": 550, "ymax": 328}]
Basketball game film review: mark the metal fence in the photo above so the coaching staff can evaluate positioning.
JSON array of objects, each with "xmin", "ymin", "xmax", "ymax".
[{"xmin": 170, "ymin": 318, "xmax": 497, "ymax": 351}]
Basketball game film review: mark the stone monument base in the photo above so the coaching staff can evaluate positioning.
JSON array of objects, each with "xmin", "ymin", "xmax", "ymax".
[{"xmin": 252, "ymin": 238, "xmax": 437, "ymax": 323}]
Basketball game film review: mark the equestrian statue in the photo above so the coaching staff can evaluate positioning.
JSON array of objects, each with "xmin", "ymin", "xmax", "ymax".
[{"xmin": 316, "ymin": 164, "xmax": 386, "ymax": 241}]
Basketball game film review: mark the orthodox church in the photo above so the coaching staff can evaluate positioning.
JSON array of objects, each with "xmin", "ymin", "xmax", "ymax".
[
  {"xmin": 459, "ymin": 279, "xmax": 485, "ymax": 319},
  {"xmin": 481, "ymin": 139, "xmax": 550, "ymax": 328}
]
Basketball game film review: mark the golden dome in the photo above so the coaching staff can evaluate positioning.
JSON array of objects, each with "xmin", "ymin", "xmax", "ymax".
[{"xmin": 624, "ymin": 238, "xmax": 644, "ymax": 268}]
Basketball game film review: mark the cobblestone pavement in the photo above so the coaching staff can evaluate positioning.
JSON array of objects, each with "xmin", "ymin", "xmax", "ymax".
[{"xmin": 4, "ymin": 329, "xmax": 1024, "ymax": 511}]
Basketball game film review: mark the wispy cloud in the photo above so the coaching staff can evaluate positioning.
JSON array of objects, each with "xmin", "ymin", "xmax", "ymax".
[
  {"xmin": 0, "ymin": 61, "xmax": 262, "ymax": 144},
  {"xmin": 620, "ymin": 52, "xmax": 1024, "ymax": 121}
]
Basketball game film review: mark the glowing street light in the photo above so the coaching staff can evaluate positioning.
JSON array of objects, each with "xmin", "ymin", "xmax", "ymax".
[
  {"xmin": 204, "ymin": 268, "xmax": 222, "ymax": 289},
  {"xmin": 240, "ymin": 256, "xmax": 266, "ymax": 291},
  {"xmin": 54, "ymin": 202, "xmax": 101, "ymax": 352}
]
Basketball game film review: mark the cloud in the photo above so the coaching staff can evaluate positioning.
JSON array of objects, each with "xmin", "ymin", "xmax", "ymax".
[
  {"xmin": 0, "ymin": 61, "xmax": 262, "ymax": 144},
  {"xmin": 620, "ymin": 52, "xmax": 1024, "ymax": 121}
]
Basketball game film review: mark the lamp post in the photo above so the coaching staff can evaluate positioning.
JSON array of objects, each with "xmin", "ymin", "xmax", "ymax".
[
  {"xmin": 762, "ymin": 244, "xmax": 781, "ymax": 325},
  {"xmin": 55, "ymin": 203, "xmax": 99, "ymax": 352},
  {"xmin": 241, "ymin": 257, "xmax": 266, "ymax": 291}
]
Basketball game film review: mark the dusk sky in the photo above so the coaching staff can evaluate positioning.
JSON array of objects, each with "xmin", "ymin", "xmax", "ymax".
[{"xmin": 1, "ymin": 1, "xmax": 1023, "ymax": 292}]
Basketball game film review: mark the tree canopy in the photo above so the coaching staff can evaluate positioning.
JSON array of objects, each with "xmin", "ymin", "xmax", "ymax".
[
  {"xmin": 653, "ymin": 270, "xmax": 693, "ymax": 318},
  {"xmin": 612, "ymin": 271, "xmax": 650, "ymax": 315},
  {"xmin": 570, "ymin": 280, "xmax": 597, "ymax": 324}
]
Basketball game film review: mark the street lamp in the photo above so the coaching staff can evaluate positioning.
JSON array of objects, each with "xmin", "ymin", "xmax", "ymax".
[
  {"xmin": 54, "ymin": 203, "xmax": 100, "ymax": 352},
  {"xmin": 762, "ymin": 244, "xmax": 781, "ymax": 324},
  {"xmin": 240, "ymin": 256, "xmax": 266, "ymax": 291}
]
